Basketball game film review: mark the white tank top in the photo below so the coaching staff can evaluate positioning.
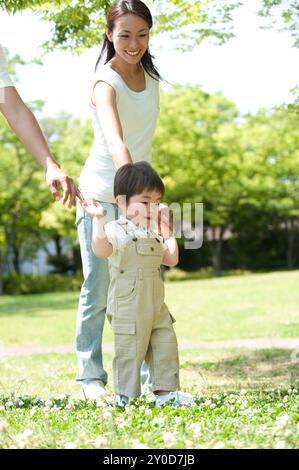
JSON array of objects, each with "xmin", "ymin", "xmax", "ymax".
[
  {"xmin": 0, "ymin": 45, "xmax": 14, "ymax": 88},
  {"xmin": 78, "ymin": 63, "xmax": 160, "ymax": 203}
]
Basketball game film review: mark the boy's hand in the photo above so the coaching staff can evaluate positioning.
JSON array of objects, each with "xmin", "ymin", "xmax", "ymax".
[
  {"xmin": 81, "ymin": 198, "xmax": 106, "ymax": 218},
  {"xmin": 157, "ymin": 203, "xmax": 174, "ymax": 240}
]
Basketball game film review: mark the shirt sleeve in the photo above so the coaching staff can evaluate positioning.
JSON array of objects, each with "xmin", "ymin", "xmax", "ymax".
[
  {"xmin": 104, "ymin": 221, "xmax": 127, "ymax": 256},
  {"xmin": 0, "ymin": 45, "xmax": 14, "ymax": 89}
]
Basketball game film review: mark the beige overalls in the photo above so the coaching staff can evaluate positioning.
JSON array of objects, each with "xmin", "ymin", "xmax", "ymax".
[{"xmin": 106, "ymin": 219, "xmax": 180, "ymax": 398}]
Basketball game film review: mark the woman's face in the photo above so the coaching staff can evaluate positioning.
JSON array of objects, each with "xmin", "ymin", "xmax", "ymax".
[{"xmin": 107, "ymin": 13, "xmax": 150, "ymax": 64}]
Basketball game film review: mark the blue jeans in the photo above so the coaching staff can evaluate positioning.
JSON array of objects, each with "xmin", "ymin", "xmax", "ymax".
[{"xmin": 75, "ymin": 197, "xmax": 150, "ymax": 386}]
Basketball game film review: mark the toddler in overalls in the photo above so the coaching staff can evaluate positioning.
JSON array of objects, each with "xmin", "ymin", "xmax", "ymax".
[{"xmin": 82, "ymin": 161, "xmax": 192, "ymax": 406}]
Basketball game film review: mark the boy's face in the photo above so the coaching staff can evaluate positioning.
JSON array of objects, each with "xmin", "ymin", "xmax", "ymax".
[{"xmin": 117, "ymin": 189, "xmax": 162, "ymax": 229}]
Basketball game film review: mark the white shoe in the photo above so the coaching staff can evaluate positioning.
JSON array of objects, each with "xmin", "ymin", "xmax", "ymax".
[
  {"xmin": 155, "ymin": 391, "xmax": 193, "ymax": 407},
  {"xmin": 81, "ymin": 380, "xmax": 107, "ymax": 400},
  {"xmin": 115, "ymin": 394, "xmax": 129, "ymax": 407}
]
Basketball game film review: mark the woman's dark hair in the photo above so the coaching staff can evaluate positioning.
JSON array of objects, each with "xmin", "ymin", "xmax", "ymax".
[
  {"xmin": 95, "ymin": 0, "xmax": 162, "ymax": 81},
  {"xmin": 114, "ymin": 161, "xmax": 165, "ymax": 202}
]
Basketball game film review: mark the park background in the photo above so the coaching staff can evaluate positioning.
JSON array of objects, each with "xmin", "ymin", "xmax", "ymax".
[{"xmin": 0, "ymin": 0, "xmax": 299, "ymax": 450}]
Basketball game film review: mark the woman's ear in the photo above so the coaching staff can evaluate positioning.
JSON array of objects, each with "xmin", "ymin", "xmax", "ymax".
[{"xmin": 106, "ymin": 28, "xmax": 113, "ymax": 43}]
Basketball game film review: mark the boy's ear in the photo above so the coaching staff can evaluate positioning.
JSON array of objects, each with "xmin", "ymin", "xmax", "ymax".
[{"xmin": 115, "ymin": 195, "xmax": 126, "ymax": 207}]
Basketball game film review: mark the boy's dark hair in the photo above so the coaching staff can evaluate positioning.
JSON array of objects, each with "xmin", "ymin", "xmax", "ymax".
[{"xmin": 114, "ymin": 161, "xmax": 165, "ymax": 202}]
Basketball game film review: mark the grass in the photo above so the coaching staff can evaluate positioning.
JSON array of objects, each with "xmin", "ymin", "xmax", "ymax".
[
  {"xmin": 0, "ymin": 349, "xmax": 298, "ymax": 449},
  {"xmin": 0, "ymin": 269, "xmax": 299, "ymax": 347},
  {"xmin": 1, "ymin": 269, "xmax": 299, "ymax": 448}
]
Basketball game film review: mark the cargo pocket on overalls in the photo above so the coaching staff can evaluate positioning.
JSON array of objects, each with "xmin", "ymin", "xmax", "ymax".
[
  {"xmin": 115, "ymin": 277, "xmax": 138, "ymax": 320},
  {"xmin": 112, "ymin": 321, "xmax": 136, "ymax": 358},
  {"xmin": 115, "ymin": 277, "xmax": 137, "ymax": 301}
]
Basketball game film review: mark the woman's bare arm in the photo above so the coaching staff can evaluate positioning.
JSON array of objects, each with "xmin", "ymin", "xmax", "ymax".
[{"xmin": 93, "ymin": 81, "xmax": 133, "ymax": 170}]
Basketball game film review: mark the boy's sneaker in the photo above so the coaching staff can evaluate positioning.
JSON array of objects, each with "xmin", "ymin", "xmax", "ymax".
[
  {"xmin": 82, "ymin": 380, "xmax": 107, "ymax": 400},
  {"xmin": 155, "ymin": 391, "xmax": 193, "ymax": 407},
  {"xmin": 115, "ymin": 395, "xmax": 129, "ymax": 407}
]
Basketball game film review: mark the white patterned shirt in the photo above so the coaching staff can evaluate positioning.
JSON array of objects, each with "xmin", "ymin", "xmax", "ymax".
[{"xmin": 104, "ymin": 215, "xmax": 167, "ymax": 267}]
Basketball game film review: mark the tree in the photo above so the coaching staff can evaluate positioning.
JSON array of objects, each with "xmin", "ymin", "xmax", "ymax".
[
  {"xmin": 152, "ymin": 84, "xmax": 244, "ymax": 275},
  {"xmin": 258, "ymin": 0, "xmax": 299, "ymax": 48},
  {"xmin": 1, "ymin": 0, "xmax": 242, "ymax": 53}
]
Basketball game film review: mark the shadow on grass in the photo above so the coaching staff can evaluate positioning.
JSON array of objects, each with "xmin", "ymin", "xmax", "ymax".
[{"xmin": 181, "ymin": 348, "xmax": 297, "ymax": 391}]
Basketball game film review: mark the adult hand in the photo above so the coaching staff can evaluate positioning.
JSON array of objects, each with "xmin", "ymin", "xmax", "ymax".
[{"xmin": 45, "ymin": 163, "xmax": 78, "ymax": 208}]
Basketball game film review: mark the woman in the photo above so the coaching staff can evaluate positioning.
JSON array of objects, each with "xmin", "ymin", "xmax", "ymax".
[{"xmin": 76, "ymin": 0, "xmax": 162, "ymax": 399}]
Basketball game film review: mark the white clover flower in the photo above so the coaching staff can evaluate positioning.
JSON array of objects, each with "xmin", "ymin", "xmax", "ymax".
[
  {"xmin": 275, "ymin": 440, "xmax": 286, "ymax": 449},
  {"xmin": 276, "ymin": 414, "xmax": 291, "ymax": 429},
  {"xmin": 213, "ymin": 441, "xmax": 225, "ymax": 449},
  {"xmin": 6, "ymin": 401, "xmax": 13, "ymax": 408},
  {"xmin": 184, "ymin": 439, "xmax": 193, "ymax": 447},
  {"xmin": 94, "ymin": 436, "xmax": 108, "ymax": 449},
  {"xmin": 152, "ymin": 417, "xmax": 163, "ymax": 426},
  {"xmin": 240, "ymin": 389, "xmax": 247, "ymax": 395},
  {"xmin": 287, "ymin": 389, "xmax": 293, "ymax": 395},
  {"xmin": 102, "ymin": 410, "xmax": 112, "ymax": 420},
  {"xmin": 189, "ymin": 423, "xmax": 201, "ymax": 439},
  {"xmin": 45, "ymin": 400, "xmax": 53, "ymax": 408},
  {"xmin": 256, "ymin": 424, "xmax": 267, "ymax": 436},
  {"xmin": 0, "ymin": 421, "xmax": 8, "ymax": 432},
  {"xmin": 162, "ymin": 432, "xmax": 176, "ymax": 447},
  {"xmin": 283, "ymin": 396, "xmax": 288, "ymax": 403},
  {"xmin": 175, "ymin": 416, "xmax": 183, "ymax": 424},
  {"xmin": 144, "ymin": 409, "xmax": 152, "ymax": 416},
  {"xmin": 96, "ymin": 398, "xmax": 108, "ymax": 408},
  {"xmin": 0, "ymin": 405, "xmax": 5, "ymax": 411},
  {"xmin": 65, "ymin": 401, "xmax": 75, "ymax": 410},
  {"xmin": 132, "ymin": 439, "xmax": 149, "ymax": 449},
  {"xmin": 22, "ymin": 430, "xmax": 33, "ymax": 438},
  {"xmin": 16, "ymin": 440, "xmax": 26, "ymax": 449},
  {"xmin": 205, "ymin": 399, "xmax": 212, "ymax": 406},
  {"xmin": 64, "ymin": 442, "xmax": 77, "ymax": 449},
  {"xmin": 240, "ymin": 401, "xmax": 248, "ymax": 410},
  {"xmin": 284, "ymin": 429, "xmax": 292, "ymax": 438},
  {"xmin": 292, "ymin": 389, "xmax": 297, "ymax": 394},
  {"xmin": 138, "ymin": 405, "xmax": 146, "ymax": 412},
  {"xmin": 30, "ymin": 408, "xmax": 37, "ymax": 417}
]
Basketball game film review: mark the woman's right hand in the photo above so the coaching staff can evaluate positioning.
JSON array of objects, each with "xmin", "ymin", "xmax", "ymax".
[{"xmin": 81, "ymin": 198, "xmax": 106, "ymax": 219}]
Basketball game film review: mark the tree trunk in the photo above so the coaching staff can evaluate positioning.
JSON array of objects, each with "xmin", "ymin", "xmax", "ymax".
[
  {"xmin": 287, "ymin": 220, "xmax": 299, "ymax": 268},
  {"xmin": 210, "ymin": 226, "xmax": 225, "ymax": 277},
  {"xmin": 54, "ymin": 235, "xmax": 62, "ymax": 256}
]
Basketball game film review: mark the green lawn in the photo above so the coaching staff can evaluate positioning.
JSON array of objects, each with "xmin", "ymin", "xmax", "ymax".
[
  {"xmin": 0, "ymin": 349, "xmax": 298, "ymax": 449},
  {"xmin": 0, "ymin": 269, "xmax": 299, "ymax": 347},
  {"xmin": 1, "ymin": 269, "xmax": 299, "ymax": 449}
]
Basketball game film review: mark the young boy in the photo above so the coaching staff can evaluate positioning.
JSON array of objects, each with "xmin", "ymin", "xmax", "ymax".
[{"xmin": 82, "ymin": 162, "xmax": 192, "ymax": 406}]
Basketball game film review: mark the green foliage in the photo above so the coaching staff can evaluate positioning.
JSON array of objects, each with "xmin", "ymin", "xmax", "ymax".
[
  {"xmin": 258, "ymin": 0, "xmax": 299, "ymax": 48},
  {"xmin": 1, "ymin": 0, "xmax": 242, "ymax": 53},
  {"xmin": 3, "ymin": 272, "xmax": 82, "ymax": 295}
]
